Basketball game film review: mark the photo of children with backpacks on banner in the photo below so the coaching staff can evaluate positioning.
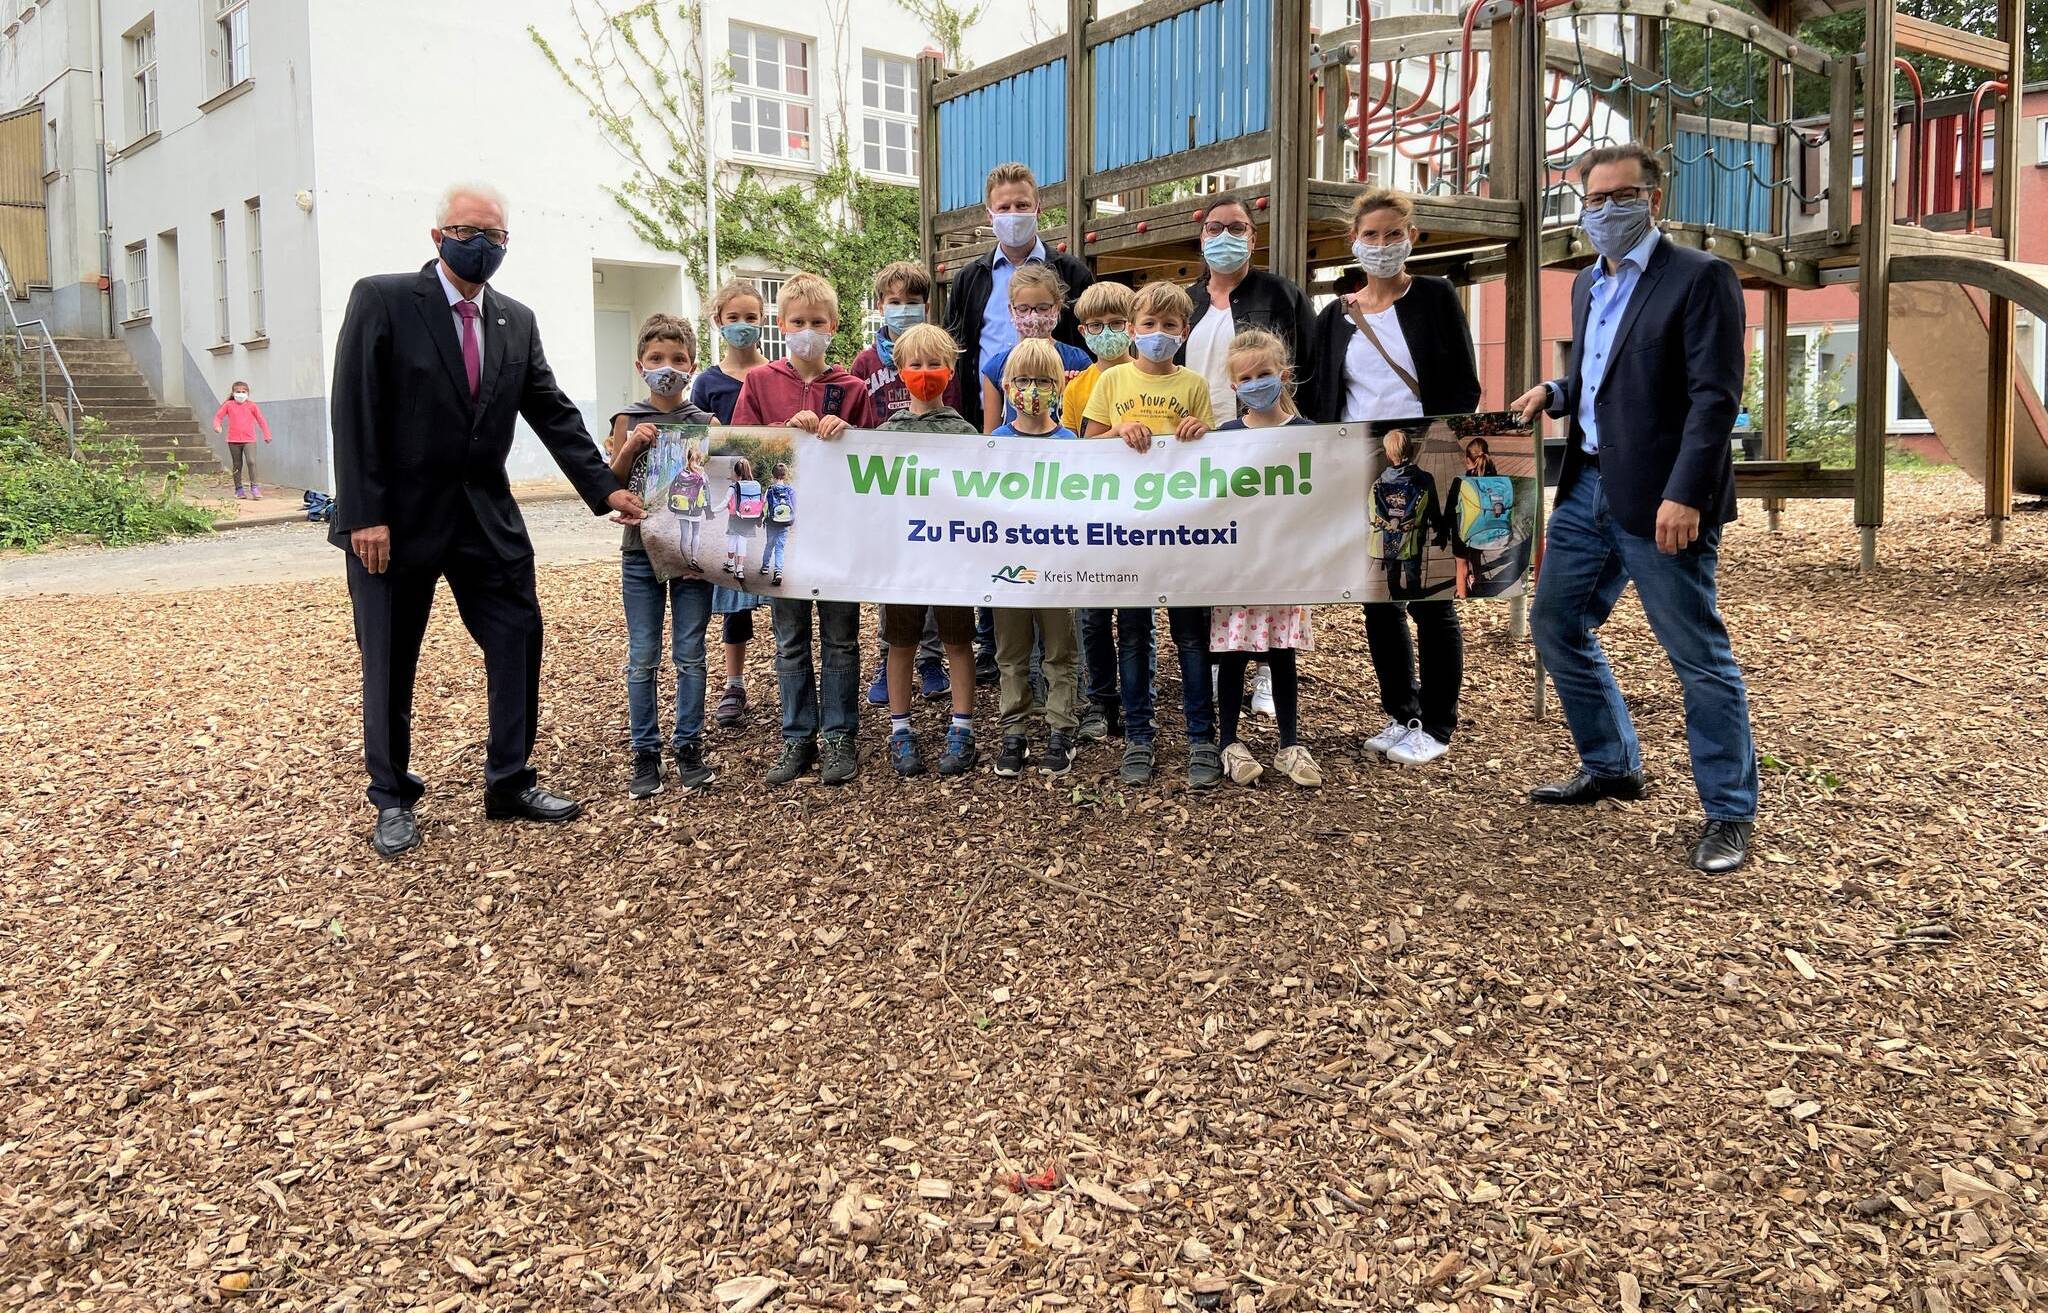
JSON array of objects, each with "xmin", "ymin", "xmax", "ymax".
[
  {"xmin": 1364, "ymin": 412, "xmax": 1537, "ymax": 603},
  {"xmin": 636, "ymin": 428, "xmax": 799, "ymax": 592}
]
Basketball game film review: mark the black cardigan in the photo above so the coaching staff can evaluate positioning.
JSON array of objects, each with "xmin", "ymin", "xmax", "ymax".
[
  {"xmin": 942, "ymin": 245, "xmax": 1095, "ymax": 430},
  {"xmin": 1301, "ymin": 274, "xmax": 1481, "ymax": 423},
  {"xmin": 1181, "ymin": 267, "xmax": 1319, "ymax": 398}
]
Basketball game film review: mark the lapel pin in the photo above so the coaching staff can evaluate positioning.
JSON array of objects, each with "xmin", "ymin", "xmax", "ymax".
[{"xmin": 496, "ymin": 317, "xmax": 506, "ymax": 325}]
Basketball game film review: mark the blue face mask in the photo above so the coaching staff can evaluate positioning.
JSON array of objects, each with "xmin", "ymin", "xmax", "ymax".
[
  {"xmin": 438, "ymin": 231, "xmax": 506, "ymax": 284},
  {"xmin": 642, "ymin": 366, "xmax": 689, "ymax": 397},
  {"xmin": 1133, "ymin": 331, "xmax": 1182, "ymax": 364},
  {"xmin": 881, "ymin": 304, "xmax": 925, "ymax": 335},
  {"xmin": 1581, "ymin": 197, "xmax": 1654, "ymax": 262},
  {"xmin": 877, "ymin": 333, "xmax": 896, "ymax": 369},
  {"xmin": 1234, "ymin": 373, "xmax": 1285, "ymax": 413},
  {"xmin": 719, "ymin": 321, "xmax": 763, "ymax": 350},
  {"xmin": 1202, "ymin": 231, "xmax": 1251, "ymax": 273}
]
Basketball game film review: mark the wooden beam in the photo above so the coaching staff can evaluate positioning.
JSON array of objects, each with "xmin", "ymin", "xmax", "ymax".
[
  {"xmin": 1826, "ymin": 56, "xmax": 1853, "ymax": 245},
  {"xmin": 1892, "ymin": 14, "xmax": 2010, "ymax": 74},
  {"xmin": 1080, "ymin": 135, "xmax": 1268, "ymax": 201},
  {"xmin": 1066, "ymin": 0, "xmax": 1093, "ymax": 261},
  {"xmin": 919, "ymin": 52, "xmax": 943, "ymax": 300},
  {"xmin": 1987, "ymin": 294, "xmax": 2015, "ymax": 541},
  {"xmin": 1085, "ymin": 0, "xmax": 1211, "ymax": 48},
  {"xmin": 1763, "ymin": 0, "xmax": 1794, "ymax": 530},
  {"xmin": 1734, "ymin": 464, "xmax": 1858, "ymax": 497},
  {"xmin": 928, "ymin": 37, "xmax": 1066, "ymax": 104},
  {"xmin": 1853, "ymin": 0, "xmax": 1896, "ymax": 570},
  {"xmin": 1269, "ymin": 0, "xmax": 1312, "ymax": 287},
  {"xmin": 1320, "ymin": 61, "xmax": 1349, "ymax": 184}
]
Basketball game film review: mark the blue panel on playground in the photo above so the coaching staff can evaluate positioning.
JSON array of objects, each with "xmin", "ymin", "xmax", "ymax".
[
  {"xmin": 936, "ymin": 58, "xmax": 1067, "ymax": 213},
  {"xmin": 1668, "ymin": 128, "xmax": 1776, "ymax": 233},
  {"xmin": 1091, "ymin": 0, "xmax": 1273, "ymax": 173}
]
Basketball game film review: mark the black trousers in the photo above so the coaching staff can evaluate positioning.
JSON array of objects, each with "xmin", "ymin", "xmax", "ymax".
[
  {"xmin": 345, "ymin": 521, "xmax": 543, "ymax": 811},
  {"xmin": 1363, "ymin": 600, "xmax": 1462, "ymax": 744}
]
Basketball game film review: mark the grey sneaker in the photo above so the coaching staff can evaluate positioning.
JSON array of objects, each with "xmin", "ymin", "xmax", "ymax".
[
  {"xmin": 820, "ymin": 733, "xmax": 858, "ymax": 786},
  {"xmin": 1076, "ymin": 703, "xmax": 1109, "ymax": 743},
  {"xmin": 1186, "ymin": 740, "xmax": 1224, "ymax": 790},
  {"xmin": 1118, "ymin": 741, "xmax": 1155, "ymax": 786},
  {"xmin": 765, "ymin": 737, "xmax": 817, "ymax": 785}
]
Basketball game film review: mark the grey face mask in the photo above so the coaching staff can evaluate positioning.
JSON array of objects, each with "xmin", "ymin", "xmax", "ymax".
[{"xmin": 1353, "ymin": 237, "xmax": 1412, "ymax": 278}]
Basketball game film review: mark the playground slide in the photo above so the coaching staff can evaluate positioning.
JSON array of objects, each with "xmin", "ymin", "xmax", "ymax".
[{"xmin": 1886, "ymin": 266, "xmax": 2048, "ymax": 496}]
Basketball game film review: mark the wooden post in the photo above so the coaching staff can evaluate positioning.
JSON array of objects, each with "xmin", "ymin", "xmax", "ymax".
[
  {"xmin": 1986, "ymin": 0, "xmax": 2024, "ymax": 543},
  {"xmin": 1762, "ymin": 0, "xmax": 1795, "ymax": 532},
  {"xmin": 1066, "ymin": 0, "xmax": 1093, "ymax": 260},
  {"xmin": 1269, "ymin": 0, "xmax": 1312, "ymax": 286},
  {"xmin": 1988, "ymin": 296, "xmax": 2014, "ymax": 543},
  {"xmin": 1320, "ymin": 60, "xmax": 1350, "ymax": 183},
  {"xmin": 1852, "ymin": 0, "xmax": 1896, "ymax": 573},
  {"xmin": 918, "ymin": 52, "xmax": 944, "ymax": 320},
  {"xmin": 1509, "ymin": 0, "xmax": 1546, "ymax": 712}
]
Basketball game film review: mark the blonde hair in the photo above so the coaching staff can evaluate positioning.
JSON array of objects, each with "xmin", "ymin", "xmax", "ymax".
[
  {"xmin": 1383, "ymin": 428, "xmax": 1416, "ymax": 464},
  {"xmin": 636, "ymin": 312, "xmax": 697, "ymax": 360},
  {"xmin": 891, "ymin": 322, "xmax": 959, "ymax": 365},
  {"xmin": 1073, "ymin": 280, "xmax": 1133, "ymax": 322},
  {"xmin": 1225, "ymin": 328, "xmax": 1298, "ymax": 416},
  {"xmin": 871, "ymin": 259, "xmax": 932, "ymax": 302},
  {"xmin": 984, "ymin": 162, "xmax": 1038, "ymax": 199},
  {"xmin": 1351, "ymin": 186, "xmax": 1416, "ymax": 228},
  {"xmin": 776, "ymin": 271, "xmax": 838, "ymax": 322},
  {"xmin": 1131, "ymin": 280, "xmax": 1193, "ymax": 323},
  {"xmin": 1007, "ymin": 263, "xmax": 1067, "ymax": 306},
  {"xmin": 709, "ymin": 280, "xmax": 765, "ymax": 320},
  {"xmin": 1002, "ymin": 337, "xmax": 1064, "ymax": 384}
]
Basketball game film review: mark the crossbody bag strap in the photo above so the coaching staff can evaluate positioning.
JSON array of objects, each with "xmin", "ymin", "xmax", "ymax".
[{"xmin": 1343, "ymin": 295, "xmax": 1423, "ymax": 399}]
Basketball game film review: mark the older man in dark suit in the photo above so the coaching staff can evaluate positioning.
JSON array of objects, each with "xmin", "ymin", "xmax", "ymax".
[
  {"xmin": 1513, "ymin": 143, "xmax": 1758, "ymax": 875},
  {"xmin": 330, "ymin": 182, "xmax": 644, "ymax": 858}
]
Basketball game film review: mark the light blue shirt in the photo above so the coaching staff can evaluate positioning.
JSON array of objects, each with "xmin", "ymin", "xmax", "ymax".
[
  {"xmin": 980, "ymin": 238, "xmax": 1048, "ymax": 366},
  {"xmin": 1573, "ymin": 226, "xmax": 1661, "ymax": 456}
]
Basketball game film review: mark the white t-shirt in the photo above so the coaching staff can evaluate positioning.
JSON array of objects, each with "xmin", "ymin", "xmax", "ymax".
[
  {"xmin": 1185, "ymin": 303, "xmax": 1237, "ymax": 424},
  {"xmin": 1341, "ymin": 302, "xmax": 1422, "ymax": 421}
]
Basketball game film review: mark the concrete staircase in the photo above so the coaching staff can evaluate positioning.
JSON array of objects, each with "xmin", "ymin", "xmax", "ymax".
[{"xmin": 50, "ymin": 337, "xmax": 225, "ymax": 476}]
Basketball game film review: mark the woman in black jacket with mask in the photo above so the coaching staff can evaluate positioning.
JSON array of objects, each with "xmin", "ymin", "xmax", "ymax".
[{"xmin": 1303, "ymin": 188, "xmax": 1481, "ymax": 770}]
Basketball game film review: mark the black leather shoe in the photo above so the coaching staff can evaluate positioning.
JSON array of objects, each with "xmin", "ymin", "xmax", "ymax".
[
  {"xmin": 484, "ymin": 785, "xmax": 582, "ymax": 823},
  {"xmin": 371, "ymin": 807, "xmax": 421, "ymax": 858},
  {"xmin": 1690, "ymin": 820, "xmax": 1753, "ymax": 873},
  {"xmin": 1529, "ymin": 768, "xmax": 1647, "ymax": 805}
]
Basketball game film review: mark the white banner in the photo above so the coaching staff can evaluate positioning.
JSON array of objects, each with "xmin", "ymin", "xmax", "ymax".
[{"xmin": 637, "ymin": 418, "xmax": 1536, "ymax": 607}]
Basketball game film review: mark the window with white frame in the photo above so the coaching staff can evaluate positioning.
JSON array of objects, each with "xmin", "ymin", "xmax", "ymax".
[
  {"xmin": 862, "ymin": 52, "xmax": 917, "ymax": 180},
  {"xmin": 244, "ymin": 198, "xmax": 264, "ymax": 338},
  {"xmin": 211, "ymin": 210, "xmax": 230, "ymax": 344},
  {"xmin": 729, "ymin": 24, "xmax": 814, "ymax": 162},
  {"xmin": 2037, "ymin": 116, "xmax": 2047, "ymax": 165},
  {"xmin": 125, "ymin": 242, "xmax": 149, "ymax": 317},
  {"xmin": 2016, "ymin": 309, "xmax": 2043, "ymax": 396},
  {"xmin": 212, "ymin": 0, "xmax": 250, "ymax": 94},
  {"xmin": 750, "ymin": 275, "xmax": 787, "ymax": 359},
  {"xmin": 127, "ymin": 18, "xmax": 157, "ymax": 140},
  {"xmin": 1887, "ymin": 355, "xmax": 1930, "ymax": 431}
]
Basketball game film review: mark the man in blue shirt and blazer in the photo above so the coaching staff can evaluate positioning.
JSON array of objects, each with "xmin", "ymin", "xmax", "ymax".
[{"xmin": 1513, "ymin": 143, "xmax": 1757, "ymax": 874}]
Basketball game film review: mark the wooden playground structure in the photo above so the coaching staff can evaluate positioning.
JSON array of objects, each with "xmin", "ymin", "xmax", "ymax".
[{"xmin": 916, "ymin": 0, "xmax": 2042, "ymax": 568}]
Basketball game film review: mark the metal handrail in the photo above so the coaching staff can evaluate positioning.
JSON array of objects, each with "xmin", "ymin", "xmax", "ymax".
[{"xmin": 0, "ymin": 247, "xmax": 83, "ymax": 458}]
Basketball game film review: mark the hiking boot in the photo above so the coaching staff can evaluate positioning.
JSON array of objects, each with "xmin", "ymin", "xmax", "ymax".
[
  {"xmin": 672, "ymin": 740, "xmax": 715, "ymax": 790},
  {"xmin": 714, "ymin": 683, "xmax": 747, "ymax": 727},
  {"xmin": 994, "ymin": 734, "xmax": 1029, "ymax": 778},
  {"xmin": 628, "ymin": 749, "xmax": 664, "ymax": 799},
  {"xmin": 888, "ymin": 727, "xmax": 927, "ymax": 777},
  {"xmin": 1186, "ymin": 740, "xmax": 1224, "ymax": 790},
  {"xmin": 1039, "ymin": 731, "xmax": 1075, "ymax": 776},
  {"xmin": 938, "ymin": 724, "xmax": 978, "ymax": 776},
  {"xmin": 917, "ymin": 659, "xmax": 951, "ymax": 701},
  {"xmin": 766, "ymin": 737, "xmax": 817, "ymax": 785},
  {"xmin": 1118, "ymin": 741, "xmax": 1155, "ymax": 786},
  {"xmin": 1076, "ymin": 703, "xmax": 1110, "ymax": 743},
  {"xmin": 1220, "ymin": 741, "xmax": 1264, "ymax": 786},
  {"xmin": 819, "ymin": 733, "xmax": 858, "ymax": 785}
]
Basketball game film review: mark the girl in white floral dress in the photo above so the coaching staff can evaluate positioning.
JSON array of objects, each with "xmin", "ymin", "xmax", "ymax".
[{"xmin": 1209, "ymin": 329, "xmax": 1320, "ymax": 787}]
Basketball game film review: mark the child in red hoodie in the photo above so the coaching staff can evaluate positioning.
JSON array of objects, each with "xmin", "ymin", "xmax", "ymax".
[
  {"xmin": 731, "ymin": 272, "xmax": 874, "ymax": 788},
  {"xmin": 213, "ymin": 380, "xmax": 272, "ymax": 498}
]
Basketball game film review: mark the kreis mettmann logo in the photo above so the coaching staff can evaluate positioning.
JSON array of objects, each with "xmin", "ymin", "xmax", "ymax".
[{"xmin": 990, "ymin": 565, "xmax": 1039, "ymax": 586}]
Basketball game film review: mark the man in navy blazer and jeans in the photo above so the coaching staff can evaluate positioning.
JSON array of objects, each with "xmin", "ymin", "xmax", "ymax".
[{"xmin": 1513, "ymin": 143, "xmax": 1757, "ymax": 874}]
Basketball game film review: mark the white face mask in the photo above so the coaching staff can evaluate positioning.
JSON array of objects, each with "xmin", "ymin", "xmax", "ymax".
[
  {"xmin": 1353, "ymin": 236, "xmax": 1412, "ymax": 279},
  {"xmin": 232, "ymin": 391, "xmax": 249, "ymax": 401}
]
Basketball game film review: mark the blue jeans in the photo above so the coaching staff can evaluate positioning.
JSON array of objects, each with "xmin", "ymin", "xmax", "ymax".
[
  {"xmin": 1531, "ymin": 466, "xmax": 1757, "ymax": 822},
  {"xmin": 1077, "ymin": 607, "xmax": 1213, "ymax": 745},
  {"xmin": 764, "ymin": 523, "xmax": 790, "ymax": 573},
  {"xmin": 621, "ymin": 550, "xmax": 712, "ymax": 752},
  {"xmin": 1078, "ymin": 608, "xmax": 1120, "ymax": 709},
  {"xmin": 771, "ymin": 598, "xmax": 861, "ymax": 743}
]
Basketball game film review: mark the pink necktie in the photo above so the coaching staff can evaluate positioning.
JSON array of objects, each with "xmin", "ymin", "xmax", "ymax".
[{"xmin": 455, "ymin": 299, "xmax": 480, "ymax": 398}]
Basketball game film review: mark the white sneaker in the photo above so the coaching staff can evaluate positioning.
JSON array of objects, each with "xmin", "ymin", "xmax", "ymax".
[
  {"xmin": 1250, "ymin": 663, "xmax": 1276, "ymax": 718},
  {"xmin": 1364, "ymin": 719, "xmax": 1408, "ymax": 756},
  {"xmin": 1387, "ymin": 722, "xmax": 1449, "ymax": 766}
]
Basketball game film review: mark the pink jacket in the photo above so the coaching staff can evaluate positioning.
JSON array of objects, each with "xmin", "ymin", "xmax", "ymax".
[
  {"xmin": 730, "ymin": 358, "xmax": 873, "ymax": 428},
  {"xmin": 214, "ymin": 398, "xmax": 272, "ymax": 444}
]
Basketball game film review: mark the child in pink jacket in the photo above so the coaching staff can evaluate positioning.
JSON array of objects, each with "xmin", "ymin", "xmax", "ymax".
[{"xmin": 214, "ymin": 380, "xmax": 272, "ymax": 498}]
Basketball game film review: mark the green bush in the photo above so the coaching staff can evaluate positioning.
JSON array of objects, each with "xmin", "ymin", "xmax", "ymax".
[{"xmin": 0, "ymin": 394, "xmax": 217, "ymax": 550}]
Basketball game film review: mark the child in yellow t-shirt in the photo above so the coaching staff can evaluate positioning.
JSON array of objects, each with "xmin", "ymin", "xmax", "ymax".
[
  {"xmin": 1063, "ymin": 280, "xmax": 1134, "ymax": 428},
  {"xmin": 1080, "ymin": 281, "xmax": 1213, "ymax": 450}
]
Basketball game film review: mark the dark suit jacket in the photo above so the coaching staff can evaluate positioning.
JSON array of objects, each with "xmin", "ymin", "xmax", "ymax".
[
  {"xmin": 1301, "ymin": 274, "xmax": 1481, "ymax": 423},
  {"xmin": 1545, "ymin": 237, "xmax": 1744, "ymax": 539},
  {"xmin": 328, "ymin": 261, "xmax": 620, "ymax": 568},
  {"xmin": 943, "ymin": 245, "xmax": 1094, "ymax": 429}
]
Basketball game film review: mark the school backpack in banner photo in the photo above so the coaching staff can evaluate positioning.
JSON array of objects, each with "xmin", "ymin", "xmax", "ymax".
[
  {"xmin": 766, "ymin": 482, "xmax": 794, "ymax": 524},
  {"xmin": 730, "ymin": 479, "xmax": 766, "ymax": 520},
  {"xmin": 1373, "ymin": 474, "xmax": 1425, "ymax": 561},
  {"xmin": 1459, "ymin": 475, "xmax": 1514, "ymax": 549}
]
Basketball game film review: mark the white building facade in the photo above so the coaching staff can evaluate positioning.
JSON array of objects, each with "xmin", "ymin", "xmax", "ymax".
[{"xmin": 0, "ymin": 0, "xmax": 1037, "ymax": 490}]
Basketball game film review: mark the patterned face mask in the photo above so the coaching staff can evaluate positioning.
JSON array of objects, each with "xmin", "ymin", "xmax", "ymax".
[
  {"xmin": 1011, "ymin": 307, "xmax": 1058, "ymax": 338},
  {"xmin": 1006, "ymin": 380, "xmax": 1055, "ymax": 417}
]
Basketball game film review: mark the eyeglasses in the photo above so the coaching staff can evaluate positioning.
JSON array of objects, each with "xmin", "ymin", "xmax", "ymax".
[
  {"xmin": 1201, "ymin": 221, "xmax": 1252, "ymax": 238},
  {"xmin": 1080, "ymin": 317, "xmax": 1129, "ymax": 333},
  {"xmin": 1010, "ymin": 377, "xmax": 1059, "ymax": 390},
  {"xmin": 442, "ymin": 224, "xmax": 511, "ymax": 246},
  {"xmin": 1582, "ymin": 187, "xmax": 1649, "ymax": 211}
]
